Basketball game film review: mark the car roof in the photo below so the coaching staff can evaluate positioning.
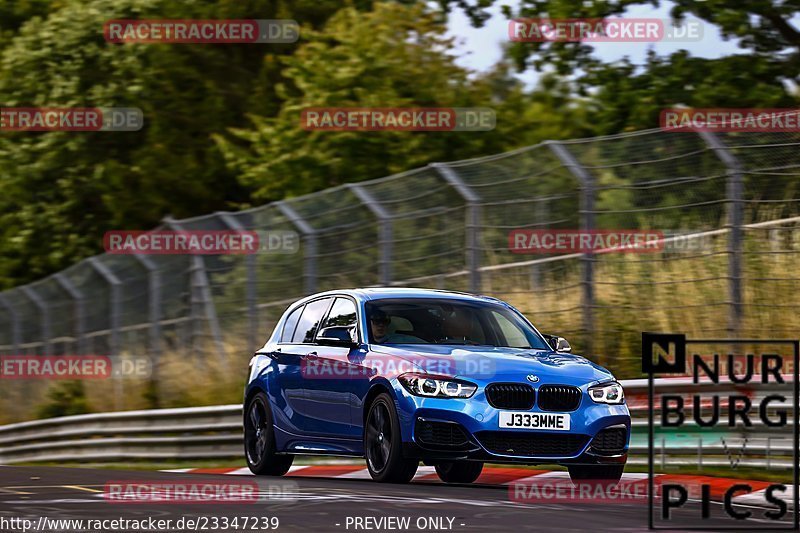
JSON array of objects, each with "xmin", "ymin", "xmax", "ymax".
[{"xmin": 297, "ymin": 287, "xmax": 503, "ymax": 305}]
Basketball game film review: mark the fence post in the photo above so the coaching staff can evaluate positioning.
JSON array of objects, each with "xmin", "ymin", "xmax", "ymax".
[
  {"xmin": 432, "ymin": 163, "xmax": 482, "ymax": 293},
  {"xmin": 218, "ymin": 213, "xmax": 258, "ymax": 350},
  {"xmin": 0, "ymin": 294, "xmax": 21, "ymax": 355},
  {"xmin": 53, "ymin": 273, "xmax": 86, "ymax": 355},
  {"xmin": 698, "ymin": 131, "xmax": 744, "ymax": 336},
  {"xmin": 87, "ymin": 257, "xmax": 121, "ymax": 357},
  {"xmin": 20, "ymin": 285, "xmax": 51, "ymax": 356},
  {"xmin": 547, "ymin": 142, "xmax": 596, "ymax": 354},
  {"xmin": 163, "ymin": 218, "xmax": 227, "ymax": 362},
  {"xmin": 276, "ymin": 201, "xmax": 317, "ymax": 294},
  {"xmin": 189, "ymin": 255, "xmax": 227, "ymax": 362},
  {"xmin": 132, "ymin": 255, "xmax": 161, "ymax": 361},
  {"xmin": 132, "ymin": 254, "xmax": 162, "ymax": 407},
  {"xmin": 530, "ymin": 198, "xmax": 549, "ymax": 290},
  {"xmin": 347, "ymin": 184, "xmax": 393, "ymax": 285},
  {"xmin": 188, "ymin": 255, "xmax": 222, "ymax": 361}
]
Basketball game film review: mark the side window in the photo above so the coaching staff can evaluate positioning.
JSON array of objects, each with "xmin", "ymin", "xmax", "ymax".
[
  {"xmin": 321, "ymin": 298, "xmax": 358, "ymax": 339},
  {"xmin": 292, "ymin": 298, "xmax": 333, "ymax": 343},
  {"xmin": 280, "ymin": 305, "xmax": 304, "ymax": 343}
]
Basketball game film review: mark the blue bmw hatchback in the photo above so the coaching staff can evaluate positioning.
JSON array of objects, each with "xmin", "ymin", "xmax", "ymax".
[{"xmin": 244, "ymin": 288, "xmax": 630, "ymax": 483}]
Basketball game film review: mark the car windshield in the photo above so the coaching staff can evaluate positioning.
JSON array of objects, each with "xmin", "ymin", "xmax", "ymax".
[{"xmin": 365, "ymin": 298, "xmax": 550, "ymax": 350}]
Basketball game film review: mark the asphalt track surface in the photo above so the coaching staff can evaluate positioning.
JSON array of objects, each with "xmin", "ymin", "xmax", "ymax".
[{"xmin": 0, "ymin": 465, "xmax": 793, "ymax": 532}]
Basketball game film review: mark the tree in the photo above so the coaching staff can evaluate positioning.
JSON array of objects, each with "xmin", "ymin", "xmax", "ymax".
[
  {"xmin": 496, "ymin": 1, "xmax": 799, "ymax": 136},
  {"xmin": 0, "ymin": 0, "xmax": 518, "ymax": 288},
  {"xmin": 0, "ymin": 0, "xmax": 386, "ymax": 287},
  {"xmin": 215, "ymin": 3, "xmax": 594, "ymax": 202},
  {"xmin": 587, "ymin": 50, "xmax": 796, "ymax": 134},
  {"xmin": 503, "ymin": 0, "xmax": 800, "ymax": 81}
]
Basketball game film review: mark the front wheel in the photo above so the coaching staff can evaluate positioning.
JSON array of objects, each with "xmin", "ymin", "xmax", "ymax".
[
  {"xmin": 364, "ymin": 393, "xmax": 418, "ymax": 483},
  {"xmin": 244, "ymin": 392, "xmax": 293, "ymax": 476},
  {"xmin": 435, "ymin": 461, "xmax": 483, "ymax": 484},
  {"xmin": 567, "ymin": 464, "xmax": 624, "ymax": 485}
]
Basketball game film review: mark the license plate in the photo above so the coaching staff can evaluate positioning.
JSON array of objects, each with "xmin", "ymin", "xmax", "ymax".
[{"xmin": 498, "ymin": 411, "xmax": 570, "ymax": 431}]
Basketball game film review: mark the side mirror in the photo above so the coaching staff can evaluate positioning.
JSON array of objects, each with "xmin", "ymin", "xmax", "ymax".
[
  {"xmin": 544, "ymin": 334, "xmax": 571, "ymax": 353},
  {"xmin": 317, "ymin": 326, "xmax": 359, "ymax": 348}
]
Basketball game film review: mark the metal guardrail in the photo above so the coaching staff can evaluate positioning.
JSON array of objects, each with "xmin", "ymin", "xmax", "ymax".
[
  {"xmin": 0, "ymin": 379, "xmax": 793, "ymax": 468},
  {"xmin": 0, "ymin": 405, "xmax": 242, "ymax": 463}
]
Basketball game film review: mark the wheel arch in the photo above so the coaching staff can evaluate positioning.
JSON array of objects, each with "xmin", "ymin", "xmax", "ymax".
[
  {"xmin": 362, "ymin": 378, "xmax": 398, "ymax": 425},
  {"xmin": 243, "ymin": 383, "xmax": 269, "ymax": 422}
]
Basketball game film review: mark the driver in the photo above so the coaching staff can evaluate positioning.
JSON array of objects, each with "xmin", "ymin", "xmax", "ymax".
[{"xmin": 369, "ymin": 309, "xmax": 425, "ymax": 344}]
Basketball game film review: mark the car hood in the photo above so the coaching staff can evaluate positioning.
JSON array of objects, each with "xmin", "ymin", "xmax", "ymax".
[{"xmin": 370, "ymin": 344, "xmax": 614, "ymax": 386}]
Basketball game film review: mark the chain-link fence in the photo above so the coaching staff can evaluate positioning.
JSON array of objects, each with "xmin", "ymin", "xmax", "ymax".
[{"xmin": 1, "ymin": 127, "xmax": 799, "ymax": 399}]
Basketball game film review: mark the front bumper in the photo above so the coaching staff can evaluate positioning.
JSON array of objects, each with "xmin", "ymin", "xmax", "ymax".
[
  {"xmin": 395, "ymin": 386, "xmax": 631, "ymax": 466},
  {"xmin": 402, "ymin": 441, "xmax": 628, "ymax": 466}
]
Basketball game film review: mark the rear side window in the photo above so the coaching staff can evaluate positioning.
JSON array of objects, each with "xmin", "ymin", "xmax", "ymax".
[
  {"xmin": 280, "ymin": 305, "xmax": 303, "ymax": 343},
  {"xmin": 292, "ymin": 298, "xmax": 333, "ymax": 343}
]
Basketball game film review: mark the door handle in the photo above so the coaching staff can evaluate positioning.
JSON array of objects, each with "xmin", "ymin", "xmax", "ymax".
[{"xmin": 305, "ymin": 351, "xmax": 319, "ymax": 360}]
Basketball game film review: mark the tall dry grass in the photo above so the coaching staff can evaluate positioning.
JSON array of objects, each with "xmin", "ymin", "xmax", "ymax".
[
  {"xmin": 0, "ymin": 344, "xmax": 247, "ymax": 424},
  {"xmin": 495, "ymin": 232, "xmax": 799, "ymax": 377}
]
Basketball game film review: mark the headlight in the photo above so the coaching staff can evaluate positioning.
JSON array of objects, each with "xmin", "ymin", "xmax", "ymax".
[
  {"xmin": 588, "ymin": 381, "xmax": 624, "ymax": 404},
  {"xmin": 398, "ymin": 373, "xmax": 477, "ymax": 399}
]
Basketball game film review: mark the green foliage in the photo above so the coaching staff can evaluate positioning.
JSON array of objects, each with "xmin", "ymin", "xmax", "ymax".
[
  {"xmin": 215, "ymin": 3, "xmax": 594, "ymax": 202},
  {"xmin": 503, "ymin": 0, "xmax": 800, "ymax": 78},
  {"xmin": 500, "ymin": 0, "xmax": 799, "ymax": 133},
  {"xmin": 0, "ymin": 0, "xmax": 53, "ymax": 50},
  {"xmin": 36, "ymin": 380, "xmax": 89, "ymax": 418},
  {"xmin": 217, "ymin": 3, "xmax": 478, "ymax": 201},
  {"xmin": 586, "ymin": 51, "xmax": 797, "ymax": 134},
  {"xmin": 0, "ymin": 0, "xmax": 377, "ymax": 288},
  {"xmin": 2, "ymin": 0, "xmax": 799, "ymax": 292}
]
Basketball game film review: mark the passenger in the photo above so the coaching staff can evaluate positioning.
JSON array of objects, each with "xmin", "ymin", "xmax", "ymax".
[{"xmin": 441, "ymin": 307, "xmax": 476, "ymax": 344}]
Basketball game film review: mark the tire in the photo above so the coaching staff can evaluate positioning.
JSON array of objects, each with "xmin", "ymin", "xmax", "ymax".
[
  {"xmin": 435, "ymin": 461, "xmax": 483, "ymax": 484},
  {"xmin": 244, "ymin": 392, "xmax": 293, "ymax": 476},
  {"xmin": 364, "ymin": 393, "xmax": 418, "ymax": 483},
  {"xmin": 567, "ymin": 464, "xmax": 624, "ymax": 485}
]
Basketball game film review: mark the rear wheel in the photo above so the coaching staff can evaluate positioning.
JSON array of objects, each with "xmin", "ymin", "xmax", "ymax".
[
  {"xmin": 244, "ymin": 392, "xmax": 293, "ymax": 476},
  {"xmin": 435, "ymin": 461, "xmax": 483, "ymax": 484},
  {"xmin": 364, "ymin": 393, "xmax": 418, "ymax": 483},
  {"xmin": 567, "ymin": 464, "xmax": 624, "ymax": 485}
]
